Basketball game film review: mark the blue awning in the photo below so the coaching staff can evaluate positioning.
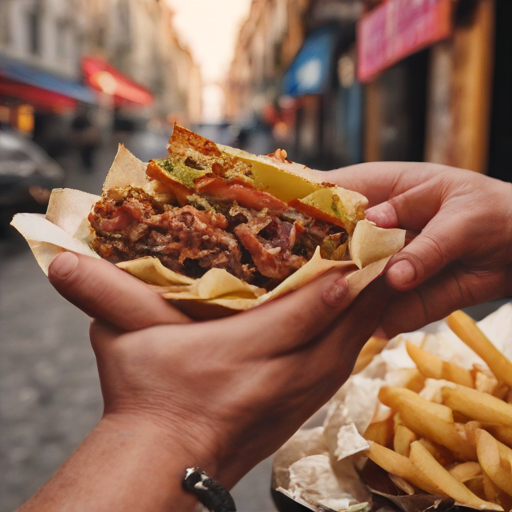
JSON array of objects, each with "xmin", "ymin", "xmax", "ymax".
[
  {"xmin": 283, "ymin": 26, "xmax": 340, "ymax": 97},
  {"xmin": 0, "ymin": 54, "xmax": 96, "ymax": 104}
]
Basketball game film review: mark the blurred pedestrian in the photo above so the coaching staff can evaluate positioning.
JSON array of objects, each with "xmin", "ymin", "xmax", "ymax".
[{"xmin": 70, "ymin": 110, "xmax": 101, "ymax": 173}]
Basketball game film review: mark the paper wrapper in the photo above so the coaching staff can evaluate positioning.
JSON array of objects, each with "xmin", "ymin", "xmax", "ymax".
[
  {"xmin": 11, "ymin": 144, "xmax": 405, "ymax": 318},
  {"xmin": 272, "ymin": 303, "xmax": 512, "ymax": 512}
]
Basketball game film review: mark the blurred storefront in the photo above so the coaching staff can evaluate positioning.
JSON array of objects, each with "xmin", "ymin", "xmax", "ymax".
[
  {"xmin": 359, "ymin": 0, "xmax": 500, "ymax": 177},
  {"xmin": 226, "ymin": 0, "xmax": 510, "ymax": 180},
  {"xmin": 0, "ymin": 0, "xmax": 202, "ymax": 148},
  {"xmin": 282, "ymin": 0, "xmax": 364, "ymax": 168},
  {"xmin": 0, "ymin": 54, "xmax": 96, "ymax": 135},
  {"xmin": 0, "ymin": 0, "xmax": 92, "ymax": 139}
]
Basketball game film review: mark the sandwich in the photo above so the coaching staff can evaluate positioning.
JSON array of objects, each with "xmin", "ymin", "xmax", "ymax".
[
  {"xmin": 11, "ymin": 124, "xmax": 405, "ymax": 316},
  {"xmin": 88, "ymin": 125, "xmax": 366, "ymax": 290}
]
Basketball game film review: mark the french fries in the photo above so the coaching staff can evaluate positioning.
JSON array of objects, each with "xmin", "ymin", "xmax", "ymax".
[
  {"xmin": 352, "ymin": 336, "xmax": 388, "ymax": 374},
  {"xmin": 394, "ymin": 424, "xmax": 417, "ymax": 457},
  {"xmin": 446, "ymin": 310, "xmax": 512, "ymax": 387},
  {"xmin": 487, "ymin": 425, "xmax": 512, "ymax": 447},
  {"xmin": 406, "ymin": 341, "xmax": 474, "ymax": 388},
  {"xmin": 397, "ymin": 396, "xmax": 476, "ymax": 461},
  {"xmin": 418, "ymin": 438, "xmax": 454, "ymax": 467},
  {"xmin": 408, "ymin": 441, "xmax": 502, "ymax": 510},
  {"xmin": 448, "ymin": 462, "xmax": 482, "ymax": 483},
  {"xmin": 361, "ymin": 310, "xmax": 512, "ymax": 511},
  {"xmin": 379, "ymin": 386, "xmax": 454, "ymax": 422},
  {"xmin": 365, "ymin": 442, "xmax": 442, "ymax": 495},
  {"xmin": 442, "ymin": 385, "xmax": 512, "ymax": 425},
  {"xmin": 475, "ymin": 429, "xmax": 512, "ymax": 496},
  {"xmin": 364, "ymin": 418, "xmax": 394, "ymax": 446}
]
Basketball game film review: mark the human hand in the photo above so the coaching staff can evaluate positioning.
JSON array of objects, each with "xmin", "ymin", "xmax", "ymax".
[
  {"xmin": 330, "ymin": 162, "xmax": 512, "ymax": 335},
  {"xmin": 45, "ymin": 253, "xmax": 389, "ymax": 500}
]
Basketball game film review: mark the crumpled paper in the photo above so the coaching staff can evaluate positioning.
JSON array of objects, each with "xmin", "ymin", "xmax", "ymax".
[
  {"xmin": 11, "ymin": 142, "xmax": 405, "ymax": 317},
  {"xmin": 272, "ymin": 303, "xmax": 512, "ymax": 512}
]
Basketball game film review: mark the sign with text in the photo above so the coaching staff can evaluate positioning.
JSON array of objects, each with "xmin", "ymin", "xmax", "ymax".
[{"xmin": 357, "ymin": 0, "xmax": 453, "ymax": 82}]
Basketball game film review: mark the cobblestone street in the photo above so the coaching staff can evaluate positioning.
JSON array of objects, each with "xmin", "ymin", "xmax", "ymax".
[{"xmin": 0, "ymin": 136, "xmax": 276, "ymax": 511}]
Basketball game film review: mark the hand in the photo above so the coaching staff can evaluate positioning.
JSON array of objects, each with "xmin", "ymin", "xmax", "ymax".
[
  {"xmin": 331, "ymin": 162, "xmax": 512, "ymax": 335},
  {"xmin": 20, "ymin": 252, "xmax": 389, "ymax": 512}
]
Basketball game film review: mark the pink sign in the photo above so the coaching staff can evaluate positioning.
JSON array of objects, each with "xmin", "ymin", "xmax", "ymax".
[{"xmin": 357, "ymin": 0, "xmax": 453, "ymax": 83}]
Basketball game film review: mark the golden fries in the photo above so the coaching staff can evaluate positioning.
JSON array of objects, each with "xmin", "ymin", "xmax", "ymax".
[
  {"xmin": 352, "ymin": 336, "xmax": 388, "ymax": 374},
  {"xmin": 397, "ymin": 396, "xmax": 476, "ymax": 461},
  {"xmin": 475, "ymin": 429, "xmax": 512, "ymax": 497},
  {"xmin": 409, "ymin": 441, "xmax": 502, "ymax": 510},
  {"xmin": 358, "ymin": 310, "xmax": 512, "ymax": 510},
  {"xmin": 418, "ymin": 438, "xmax": 454, "ymax": 467},
  {"xmin": 365, "ymin": 442, "xmax": 442, "ymax": 495},
  {"xmin": 393, "ymin": 424, "xmax": 417, "ymax": 457},
  {"xmin": 406, "ymin": 341, "xmax": 474, "ymax": 388},
  {"xmin": 448, "ymin": 462, "xmax": 482, "ymax": 483},
  {"xmin": 364, "ymin": 418, "xmax": 393, "ymax": 446},
  {"xmin": 487, "ymin": 425, "xmax": 512, "ymax": 447},
  {"xmin": 442, "ymin": 385, "xmax": 512, "ymax": 425},
  {"xmin": 446, "ymin": 311, "xmax": 512, "ymax": 387},
  {"xmin": 379, "ymin": 386, "xmax": 454, "ymax": 422}
]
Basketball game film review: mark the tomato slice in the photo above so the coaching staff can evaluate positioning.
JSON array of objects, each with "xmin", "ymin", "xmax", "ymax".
[
  {"xmin": 196, "ymin": 177, "xmax": 289, "ymax": 212},
  {"xmin": 289, "ymin": 198, "xmax": 347, "ymax": 229}
]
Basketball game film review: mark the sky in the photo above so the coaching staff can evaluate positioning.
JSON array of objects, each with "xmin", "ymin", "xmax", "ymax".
[{"xmin": 166, "ymin": 0, "xmax": 252, "ymax": 84}]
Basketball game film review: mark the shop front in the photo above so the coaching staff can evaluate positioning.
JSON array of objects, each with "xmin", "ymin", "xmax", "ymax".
[
  {"xmin": 0, "ymin": 54, "xmax": 96, "ymax": 134},
  {"xmin": 358, "ymin": 0, "xmax": 508, "ymax": 178},
  {"xmin": 282, "ymin": 20, "xmax": 364, "ymax": 170}
]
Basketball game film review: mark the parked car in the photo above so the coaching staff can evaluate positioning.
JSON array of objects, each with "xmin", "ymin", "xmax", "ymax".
[{"xmin": 0, "ymin": 129, "xmax": 65, "ymax": 232}]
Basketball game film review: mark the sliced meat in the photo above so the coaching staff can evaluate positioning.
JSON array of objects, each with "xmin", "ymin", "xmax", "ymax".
[
  {"xmin": 197, "ymin": 177, "xmax": 289, "ymax": 212},
  {"xmin": 89, "ymin": 186, "xmax": 349, "ymax": 289},
  {"xmin": 89, "ymin": 188, "xmax": 253, "ymax": 282},
  {"xmin": 234, "ymin": 223, "xmax": 306, "ymax": 280}
]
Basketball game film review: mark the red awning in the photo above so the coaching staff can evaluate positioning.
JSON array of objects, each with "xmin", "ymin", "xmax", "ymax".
[
  {"xmin": 82, "ymin": 57, "xmax": 153, "ymax": 107},
  {"xmin": 0, "ymin": 77, "xmax": 77, "ymax": 109}
]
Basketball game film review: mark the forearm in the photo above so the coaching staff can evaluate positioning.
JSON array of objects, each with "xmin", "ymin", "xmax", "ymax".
[{"xmin": 17, "ymin": 414, "xmax": 210, "ymax": 512}]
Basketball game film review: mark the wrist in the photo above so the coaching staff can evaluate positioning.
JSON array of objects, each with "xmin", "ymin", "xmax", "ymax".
[
  {"xmin": 101, "ymin": 411, "xmax": 220, "ymax": 479},
  {"xmin": 20, "ymin": 411, "xmax": 221, "ymax": 512}
]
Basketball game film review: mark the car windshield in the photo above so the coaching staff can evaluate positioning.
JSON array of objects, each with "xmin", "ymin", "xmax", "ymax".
[{"xmin": 0, "ymin": 131, "xmax": 49, "ymax": 164}]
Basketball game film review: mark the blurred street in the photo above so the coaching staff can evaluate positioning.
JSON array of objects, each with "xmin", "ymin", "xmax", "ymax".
[{"xmin": 0, "ymin": 128, "xmax": 276, "ymax": 512}]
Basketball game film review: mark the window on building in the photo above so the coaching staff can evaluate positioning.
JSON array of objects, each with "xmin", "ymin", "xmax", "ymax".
[
  {"xmin": 0, "ymin": 2, "xmax": 11, "ymax": 47},
  {"xmin": 28, "ymin": 8, "xmax": 42, "ymax": 55},
  {"xmin": 56, "ymin": 21, "xmax": 66, "ymax": 61}
]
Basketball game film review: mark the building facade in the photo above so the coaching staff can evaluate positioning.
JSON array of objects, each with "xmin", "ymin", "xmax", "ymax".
[
  {"xmin": 225, "ymin": 0, "xmax": 510, "ymax": 181},
  {"xmin": 225, "ymin": 0, "xmax": 310, "ymax": 125},
  {"xmin": 0, "ymin": 0, "xmax": 202, "ymax": 131}
]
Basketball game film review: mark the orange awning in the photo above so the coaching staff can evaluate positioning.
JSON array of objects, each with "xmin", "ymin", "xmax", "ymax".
[{"xmin": 82, "ymin": 56, "xmax": 153, "ymax": 107}]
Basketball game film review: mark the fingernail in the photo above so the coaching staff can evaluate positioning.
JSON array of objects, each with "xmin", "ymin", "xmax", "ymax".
[
  {"xmin": 49, "ymin": 252, "xmax": 78, "ymax": 280},
  {"xmin": 388, "ymin": 259, "xmax": 415, "ymax": 286},
  {"xmin": 366, "ymin": 202, "xmax": 397, "ymax": 228},
  {"xmin": 323, "ymin": 277, "xmax": 349, "ymax": 306}
]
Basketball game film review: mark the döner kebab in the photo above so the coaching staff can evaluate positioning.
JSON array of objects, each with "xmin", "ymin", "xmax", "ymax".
[{"xmin": 88, "ymin": 125, "xmax": 366, "ymax": 290}]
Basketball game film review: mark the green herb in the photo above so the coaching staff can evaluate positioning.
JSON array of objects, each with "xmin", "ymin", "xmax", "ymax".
[{"xmin": 156, "ymin": 158, "xmax": 211, "ymax": 189}]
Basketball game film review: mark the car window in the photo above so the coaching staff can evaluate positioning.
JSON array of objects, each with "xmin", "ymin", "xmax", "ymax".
[{"xmin": 0, "ymin": 148, "xmax": 32, "ymax": 161}]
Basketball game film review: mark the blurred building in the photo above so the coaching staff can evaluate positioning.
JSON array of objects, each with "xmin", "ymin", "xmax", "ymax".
[
  {"xmin": 225, "ymin": 0, "xmax": 511, "ymax": 182},
  {"xmin": 226, "ymin": 0, "xmax": 367, "ymax": 168},
  {"xmin": 0, "ymin": 0, "xmax": 93, "ymax": 134},
  {"xmin": 80, "ymin": 0, "xmax": 203, "ymax": 124},
  {"xmin": 0, "ymin": 0, "xmax": 202, "ymax": 140},
  {"xmin": 225, "ymin": 0, "xmax": 310, "ymax": 125}
]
